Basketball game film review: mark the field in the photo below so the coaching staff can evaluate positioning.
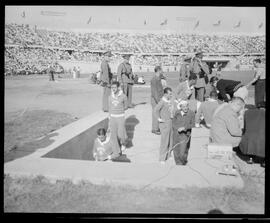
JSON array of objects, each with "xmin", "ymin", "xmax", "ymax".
[{"xmin": 4, "ymin": 70, "xmax": 264, "ymax": 214}]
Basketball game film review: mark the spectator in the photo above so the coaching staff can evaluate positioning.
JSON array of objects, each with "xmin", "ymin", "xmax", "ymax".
[
  {"xmin": 100, "ymin": 50, "xmax": 113, "ymax": 112},
  {"xmin": 154, "ymin": 87, "xmax": 174, "ymax": 164},
  {"xmin": 179, "ymin": 55, "xmax": 192, "ymax": 82},
  {"xmin": 172, "ymin": 100, "xmax": 195, "ymax": 165},
  {"xmin": 195, "ymin": 91, "xmax": 220, "ymax": 128},
  {"xmin": 175, "ymin": 73, "xmax": 197, "ymax": 102},
  {"xmin": 210, "ymin": 97, "xmax": 245, "ymax": 148},
  {"xmin": 150, "ymin": 66, "xmax": 164, "ymax": 135},
  {"xmin": 190, "ymin": 50, "xmax": 209, "ymax": 102},
  {"xmin": 209, "ymin": 76, "xmax": 248, "ymax": 103},
  {"xmin": 249, "ymin": 58, "xmax": 265, "ymax": 108}
]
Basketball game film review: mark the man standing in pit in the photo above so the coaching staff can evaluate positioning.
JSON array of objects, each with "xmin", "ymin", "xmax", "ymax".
[
  {"xmin": 117, "ymin": 54, "xmax": 135, "ymax": 108},
  {"xmin": 100, "ymin": 51, "xmax": 113, "ymax": 112}
]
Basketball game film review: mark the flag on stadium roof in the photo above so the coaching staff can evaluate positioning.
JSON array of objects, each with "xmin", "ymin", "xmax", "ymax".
[
  {"xmin": 194, "ymin": 20, "xmax": 200, "ymax": 29},
  {"xmin": 213, "ymin": 20, "xmax": 221, "ymax": 26},
  {"xmin": 21, "ymin": 11, "xmax": 25, "ymax": 18},
  {"xmin": 160, "ymin": 18, "xmax": 167, "ymax": 26},
  {"xmin": 258, "ymin": 22, "xmax": 263, "ymax": 29},
  {"xmin": 87, "ymin": 16, "xmax": 92, "ymax": 24},
  {"xmin": 234, "ymin": 21, "xmax": 241, "ymax": 28}
]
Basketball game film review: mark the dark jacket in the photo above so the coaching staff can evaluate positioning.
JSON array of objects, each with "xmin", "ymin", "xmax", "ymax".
[
  {"xmin": 172, "ymin": 109, "xmax": 195, "ymax": 135},
  {"xmin": 216, "ymin": 79, "xmax": 241, "ymax": 102},
  {"xmin": 100, "ymin": 60, "xmax": 113, "ymax": 84},
  {"xmin": 117, "ymin": 61, "xmax": 134, "ymax": 84},
  {"xmin": 150, "ymin": 75, "xmax": 163, "ymax": 104},
  {"xmin": 239, "ymin": 108, "xmax": 265, "ymax": 157}
]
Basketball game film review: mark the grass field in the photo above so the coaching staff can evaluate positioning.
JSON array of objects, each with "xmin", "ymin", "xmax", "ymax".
[{"xmin": 4, "ymin": 70, "xmax": 263, "ymax": 214}]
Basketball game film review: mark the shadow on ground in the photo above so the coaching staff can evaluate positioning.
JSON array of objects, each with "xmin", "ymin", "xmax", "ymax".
[
  {"xmin": 125, "ymin": 115, "xmax": 140, "ymax": 149},
  {"xmin": 4, "ymin": 132, "xmax": 58, "ymax": 163},
  {"xmin": 233, "ymin": 147, "xmax": 264, "ymax": 165}
]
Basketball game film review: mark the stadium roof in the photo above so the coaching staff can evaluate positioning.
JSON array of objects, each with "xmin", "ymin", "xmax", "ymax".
[{"xmin": 5, "ymin": 6, "xmax": 265, "ymax": 35}]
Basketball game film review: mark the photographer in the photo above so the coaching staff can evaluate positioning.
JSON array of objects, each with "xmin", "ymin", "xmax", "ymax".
[{"xmin": 189, "ymin": 50, "xmax": 209, "ymax": 102}]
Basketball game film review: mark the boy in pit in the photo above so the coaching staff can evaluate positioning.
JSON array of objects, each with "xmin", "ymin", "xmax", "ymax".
[{"xmin": 93, "ymin": 128, "xmax": 114, "ymax": 161}]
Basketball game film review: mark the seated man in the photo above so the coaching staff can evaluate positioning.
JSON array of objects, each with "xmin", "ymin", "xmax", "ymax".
[
  {"xmin": 210, "ymin": 97, "xmax": 245, "ymax": 148},
  {"xmin": 172, "ymin": 100, "xmax": 195, "ymax": 165},
  {"xmin": 209, "ymin": 76, "xmax": 248, "ymax": 103},
  {"xmin": 239, "ymin": 103, "xmax": 265, "ymax": 167},
  {"xmin": 195, "ymin": 91, "xmax": 219, "ymax": 128}
]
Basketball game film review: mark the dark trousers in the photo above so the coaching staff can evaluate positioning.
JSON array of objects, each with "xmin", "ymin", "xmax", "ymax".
[
  {"xmin": 172, "ymin": 130, "xmax": 191, "ymax": 165},
  {"xmin": 254, "ymin": 79, "xmax": 265, "ymax": 108},
  {"xmin": 102, "ymin": 86, "xmax": 111, "ymax": 112},
  {"xmin": 49, "ymin": 72, "xmax": 54, "ymax": 81},
  {"xmin": 122, "ymin": 83, "xmax": 133, "ymax": 107},
  {"xmin": 151, "ymin": 98, "xmax": 159, "ymax": 132},
  {"xmin": 195, "ymin": 87, "xmax": 205, "ymax": 102}
]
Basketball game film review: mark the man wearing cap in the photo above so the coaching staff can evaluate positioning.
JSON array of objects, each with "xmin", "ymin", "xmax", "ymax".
[
  {"xmin": 117, "ymin": 54, "xmax": 134, "ymax": 108},
  {"xmin": 179, "ymin": 55, "xmax": 192, "ymax": 82},
  {"xmin": 100, "ymin": 51, "xmax": 113, "ymax": 112},
  {"xmin": 189, "ymin": 50, "xmax": 209, "ymax": 102}
]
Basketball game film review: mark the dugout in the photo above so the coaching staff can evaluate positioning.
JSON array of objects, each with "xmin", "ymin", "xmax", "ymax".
[{"xmin": 202, "ymin": 57, "xmax": 231, "ymax": 72}]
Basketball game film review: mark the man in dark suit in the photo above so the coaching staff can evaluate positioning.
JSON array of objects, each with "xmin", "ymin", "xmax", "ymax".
[
  {"xmin": 150, "ymin": 66, "xmax": 164, "ymax": 135},
  {"xmin": 117, "ymin": 54, "xmax": 134, "ymax": 108},
  {"xmin": 189, "ymin": 50, "xmax": 209, "ymax": 102},
  {"xmin": 100, "ymin": 51, "xmax": 113, "ymax": 112},
  {"xmin": 209, "ymin": 76, "xmax": 249, "ymax": 103}
]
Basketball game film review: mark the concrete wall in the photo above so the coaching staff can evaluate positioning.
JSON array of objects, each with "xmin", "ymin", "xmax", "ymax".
[
  {"xmin": 58, "ymin": 60, "xmax": 180, "ymax": 74},
  {"xmin": 43, "ymin": 118, "xmax": 109, "ymax": 161}
]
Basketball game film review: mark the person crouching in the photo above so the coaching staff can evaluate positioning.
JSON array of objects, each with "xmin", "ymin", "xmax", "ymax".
[
  {"xmin": 93, "ymin": 128, "xmax": 114, "ymax": 161},
  {"xmin": 172, "ymin": 100, "xmax": 195, "ymax": 165},
  {"xmin": 154, "ymin": 87, "xmax": 174, "ymax": 164},
  {"xmin": 108, "ymin": 81, "xmax": 128, "ymax": 157}
]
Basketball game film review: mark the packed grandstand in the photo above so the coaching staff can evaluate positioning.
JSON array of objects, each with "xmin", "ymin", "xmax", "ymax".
[{"xmin": 5, "ymin": 23, "xmax": 265, "ymax": 75}]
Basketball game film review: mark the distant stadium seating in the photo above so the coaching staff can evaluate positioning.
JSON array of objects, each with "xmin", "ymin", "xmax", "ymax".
[{"xmin": 4, "ymin": 23, "xmax": 265, "ymax": 75}]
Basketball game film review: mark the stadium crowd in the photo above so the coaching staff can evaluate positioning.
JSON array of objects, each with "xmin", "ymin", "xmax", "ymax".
[{"xmin": 5, "ymin": 23, "xmax": 265, "ymax": 75}]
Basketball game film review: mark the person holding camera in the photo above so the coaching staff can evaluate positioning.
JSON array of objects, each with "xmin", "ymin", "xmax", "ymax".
[
  {"xmin": 189, "ymin": 50, "xmax": 210, "ymax": 102},
  {"xmin": 117, "ymin": 54, "xmax": 135, "ymax": 108}
]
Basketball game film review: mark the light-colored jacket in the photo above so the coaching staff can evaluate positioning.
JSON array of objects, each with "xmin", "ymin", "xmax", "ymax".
[
  {"xmin": 210, "ymin": 104, "xmax": 242, "ymax": 147},
  {"xmin": 176, "ymin": 80, "xmax": 195, "ymax": 101}
]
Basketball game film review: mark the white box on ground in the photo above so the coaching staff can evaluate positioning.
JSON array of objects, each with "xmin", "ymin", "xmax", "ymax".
[{"xmin": 207, "ymin": 143, "xmax": 233, "ymax": 160}]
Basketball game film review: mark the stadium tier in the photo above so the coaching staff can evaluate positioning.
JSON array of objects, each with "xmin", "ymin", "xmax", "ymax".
[{"xmin": 5, "ymin": 23, "xmax": 265, "ymax": 75}]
